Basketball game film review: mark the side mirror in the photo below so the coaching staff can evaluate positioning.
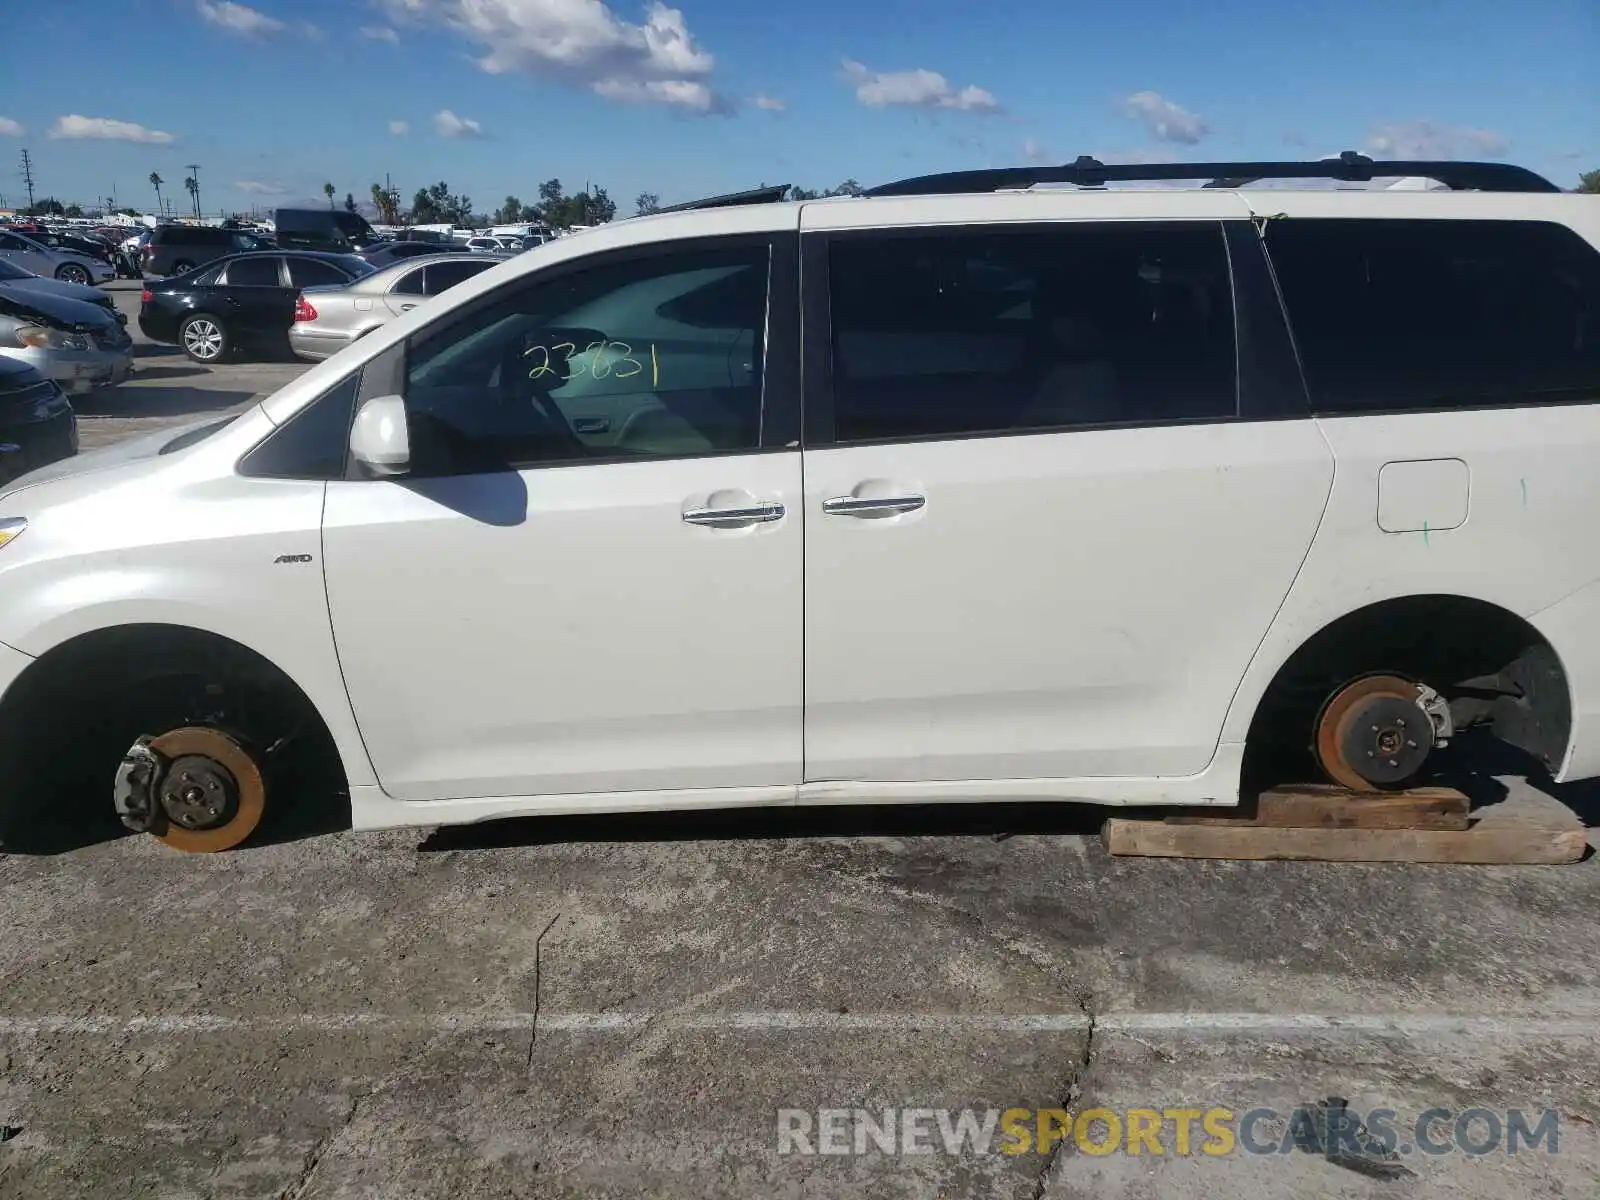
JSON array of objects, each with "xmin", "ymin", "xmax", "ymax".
[{"xmin": 349, "ymin": 394, "xmax": 410, "ymax": 476}]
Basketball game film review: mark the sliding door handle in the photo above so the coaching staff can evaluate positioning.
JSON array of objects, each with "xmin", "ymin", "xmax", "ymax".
[
  {"xmin": 682, "ymin": 501, "xmax": 786, "ymax": 528},
  {"xmin": 821, "ymin": 494, "xmax": 926, "ymax": 518}
]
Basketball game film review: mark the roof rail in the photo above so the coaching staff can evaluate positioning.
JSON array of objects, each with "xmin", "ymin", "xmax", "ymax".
[
  {"xmin": 653, "ymin": 184, "xmax": 792, "ymax": 214},
  {"xmin": 861, "ymin": 152, "xmax": 1560, "ymax": 197}
]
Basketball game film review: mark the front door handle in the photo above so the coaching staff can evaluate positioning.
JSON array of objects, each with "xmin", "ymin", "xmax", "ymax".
[
  {"xmin": 821, "ymin": 494, "xmax": 926, "ymax": 517},
  {"xmin": 682, "ymin": 500, "xmax": 786, "ymax": 528}
]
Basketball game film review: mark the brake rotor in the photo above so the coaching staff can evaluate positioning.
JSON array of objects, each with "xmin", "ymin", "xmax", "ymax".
[
  {"xmin": 148, "ymin": 727, "xmax": 265, "ymax": 853},
  {"xmin": 1314, "ymin": 674, "xmax": 1435, "ymax": 792}
]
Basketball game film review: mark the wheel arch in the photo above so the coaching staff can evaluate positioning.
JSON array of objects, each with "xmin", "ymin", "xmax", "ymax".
[
  {"xmin": 1235, "ymin": 593, "xmax": 1573, "ymax": 784},
  {"xmin": 1, "ymin": 612, "xmax": 377, "ymax": 793},
  {"xmin": 0, "ymin": 622, "xmax": 358, "ymax": 849}
]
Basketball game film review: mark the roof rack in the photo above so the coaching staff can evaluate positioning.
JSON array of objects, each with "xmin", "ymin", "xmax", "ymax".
[
  {"xmin": 861, "ymin": 152, "xmax": 1560, "ymax": 197},
  {"xmin": 653, "ymin": 184, "xmax": 792, "ymax": 214}
]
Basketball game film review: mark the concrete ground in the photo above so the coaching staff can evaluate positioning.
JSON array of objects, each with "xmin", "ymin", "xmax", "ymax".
[
  {"xmin": 0, "ymin": 281, "xmax": 1595, "ymax": 1199},
  {"xmin": 72, "ymin": 280, "xmax": 309, "ymax": 452}
]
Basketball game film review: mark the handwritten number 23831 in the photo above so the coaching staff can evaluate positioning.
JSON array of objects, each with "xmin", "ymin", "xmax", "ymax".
[{"xmin": 524, "ymin": 340, "xmax": 644, "ymax": 382}]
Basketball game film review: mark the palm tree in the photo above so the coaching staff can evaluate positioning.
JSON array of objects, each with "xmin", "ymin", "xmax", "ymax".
[
  {"xmin": 323, "ymin": 182, "xmax": 336, "ymax": 209},
  {"xmin": 149, "ymin": 171, "xmax": 164, "ymax": 215},
  {"xmin": 371, "ymin": 182, "xmax": 386, "ymax": 222},
  {"xmin": 184, "ymin": 175, "xmax": 198, "ymax": 218}
]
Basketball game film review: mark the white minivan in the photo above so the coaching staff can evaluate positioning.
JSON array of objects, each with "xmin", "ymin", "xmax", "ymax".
[{"xmin": 0, "ymin": 154, "xmax": 1597, "ymax": 852}]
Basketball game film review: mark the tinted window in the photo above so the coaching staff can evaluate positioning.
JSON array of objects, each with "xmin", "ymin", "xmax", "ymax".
[
  {"xmin": 0, "ymin": 233, "xmax": 30, "ymax": 251},
  {"xmin": 287, "ymin": 257, "xmax": 351, "ymax": 288},
  {"xmin": 424, "ymin": 259, "xmax": 494, "ymax": 294},
  {"xmin": 238, "ymin": 375, "xmax": 358, "ymax": 479},
  {"xmin": 391, "ymin": 266, "xmax": 426, "ymax": 296},
  {"xmin": 223, "ymin": 257, "xmax": 282, "ymax": 286},
  {"xmin": 402, "ymin": 243, "xmax": 770, "ymax": 475},
  {"xmin": 1267, "ymin": 219, "xmax": 1600, "ymax": 413},
  {"xmin": 825, "ymin": 222, "xmax": 1236, "ymax": 442},
  {"xmin": 332, "ymin": 212, "xmax": 376, "ymax": 241}
]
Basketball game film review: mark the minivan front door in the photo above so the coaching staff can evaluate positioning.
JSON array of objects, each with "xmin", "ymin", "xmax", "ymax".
[
  {"xmin": 799, "ymin": 214, "xmax": 1334, "ymax": 785},
  {"xmin": 322, "ymin": 232, "xmax": 803, "ymax": 802}
]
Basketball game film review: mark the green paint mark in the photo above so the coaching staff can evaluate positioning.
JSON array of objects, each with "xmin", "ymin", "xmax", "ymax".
[
  {"xmin": 1521, "ymin": 478, "xmax": 1528, "ymax": 507},
  {"xmin": 1422, "ymin": 520, "xmax": 1430, "ymax": 547}
]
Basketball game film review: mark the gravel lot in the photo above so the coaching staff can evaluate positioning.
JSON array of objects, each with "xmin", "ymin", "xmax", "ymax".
[{"xmin": 0, "ymin": 280, "xmax": 1595, "ymax": 1199}]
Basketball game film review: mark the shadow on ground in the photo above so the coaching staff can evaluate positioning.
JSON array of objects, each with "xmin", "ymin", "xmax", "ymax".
[{"xmin": 120, "ymin": 364, "xmax": 209, "ymax": 382}]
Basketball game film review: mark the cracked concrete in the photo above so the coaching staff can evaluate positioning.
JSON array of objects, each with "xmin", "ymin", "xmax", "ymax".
[{"xmin": 0, "ymin": 783, "xmax": 1594, "ymax": 1197}]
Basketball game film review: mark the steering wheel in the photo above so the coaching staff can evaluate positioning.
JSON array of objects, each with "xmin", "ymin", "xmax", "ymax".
[{"xmin": 495, "ymin": 327, "xmax": 603, "ymax": 452}]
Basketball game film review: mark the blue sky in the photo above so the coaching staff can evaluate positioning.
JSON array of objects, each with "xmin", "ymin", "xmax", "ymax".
[{"xmin": 1, "ymin": 0, "xmax": 1595, "ymax": 216}]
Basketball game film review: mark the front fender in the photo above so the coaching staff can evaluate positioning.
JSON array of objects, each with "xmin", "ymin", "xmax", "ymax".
[{"xmin": 0, "ymin": 471, "xmax": 377, "ymax": 790}]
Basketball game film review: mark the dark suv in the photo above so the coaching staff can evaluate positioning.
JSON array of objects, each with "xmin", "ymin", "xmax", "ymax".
[{"xmin": 142, "ymin": 226, "xmax": 263, "ymax": 277}]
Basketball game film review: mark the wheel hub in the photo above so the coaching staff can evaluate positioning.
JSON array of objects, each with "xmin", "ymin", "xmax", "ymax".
[
  {"xmin": 1338, "ymin": 695, "xmax": 1433, "ymax": 785},
  {"xmin": 143, "ymin": 726, "xmax": 266, "ymax": 853},
  {"xmin": 1314, "ymin": 674, "xmax": 1437, "ymax": 791},
  {"xmin": 159, "ymin": 754, "xmax": 239, "ymax": 830}
]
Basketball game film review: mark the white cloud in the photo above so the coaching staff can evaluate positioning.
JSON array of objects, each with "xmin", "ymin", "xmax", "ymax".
[
  {"xmin": 389, "ymin": 119, "xmax": 410, "ymax": 136},
  {"xmin": 0, "ymin": 117, "xmax": 23, "ymax": 137},
  {"xmin": 1366, "ymin": 120, "xmax": 1509, "ymax": 159},
  {"xmin": 753, "ymin": 94, "xmax": 785, "ymax": 112},
  {"xmin": 361, "ymin": 24, "xmax": 399, "ymax": 43},
  {"xmin": 1119, "ymin": 91, "xmax": 1209, "ymax": 144},
  {"xmin": 593, "ymin": 78, "xmax": 722, "ymax": 113},
  {"xmin": 235, "ymin": 180, "xmax": 287, "ymax": 195},
  {"xmin": 841, "ymin": 59, "xmax": 1000, "ymax": 114},
  {"xmin": 49, "ymin": 115, "xmax": 175, "ymax": 145},
  {"xmin": 196, "ymin": 0, "xmax": 284, "ymax": 36},
  {"xmin": 1022, "ymin": 136, "xmax": 1050, "ymax": 164},
  {"xmin": 433, "ymin": 109, "xmax": 484, "ymax": 138},
  {"xmin": 382, "ymin": 0, "xmax": 727, "ymax": 114}
]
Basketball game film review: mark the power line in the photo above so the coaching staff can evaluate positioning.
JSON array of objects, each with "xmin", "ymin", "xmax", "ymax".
[{"xmin": 19, "ymin": 149, "xmax": 36, "ymax": 210}]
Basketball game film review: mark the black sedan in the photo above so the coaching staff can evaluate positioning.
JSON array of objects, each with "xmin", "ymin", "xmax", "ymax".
[
  {"xmin": 138, "ymin": 251, "xmax": 374, "ymax": 363},
  {"xmin": 0, "ymin": 355, "xmax": 77, "ymax": 486}
]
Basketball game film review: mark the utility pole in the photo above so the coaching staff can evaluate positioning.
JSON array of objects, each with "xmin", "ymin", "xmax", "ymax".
[
  {"xmin": 19, "ymin": 149, "xmax": 36, "ymax": 210},
  {"xmin": 185, "ymin": 162, "xmax": 201, "ymax": 218}
]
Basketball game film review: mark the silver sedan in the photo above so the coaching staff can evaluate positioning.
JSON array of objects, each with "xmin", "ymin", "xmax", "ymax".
[
  {"xmin": 288, "ymin": 252, "xmax": 507, "ymax": 362},
  {"xmin": 0, "ymin": 229, "xmax": 116, "ymax": 286}
]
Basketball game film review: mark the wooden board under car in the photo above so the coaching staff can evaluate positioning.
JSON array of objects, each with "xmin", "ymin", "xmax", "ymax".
[{"xmin": 1104, "ymin": 785, "xmax": 1587, "ymax": 864}]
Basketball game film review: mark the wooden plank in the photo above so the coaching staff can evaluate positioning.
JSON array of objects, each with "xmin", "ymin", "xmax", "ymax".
[
  {"xmin": 1106, "ymin": 791, "xmax": 1586, "ymax": 863},
  {"xmin": 1102, "ymin": 818, "xmax": 1585, "ymax": 864},
  {"xmin": 1257, "ymin": 786, "xmax": 1469, "ymax": 830},
  {"xmin": 1163, "ymin": 786, "xmax": 1469, "ymax": 830}
]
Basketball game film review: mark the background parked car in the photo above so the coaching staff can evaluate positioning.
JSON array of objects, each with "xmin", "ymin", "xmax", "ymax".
[
  {"xmin": 140, "ymin": 251, "xmax": 375, "ymax": 363},
  {"xmin": 0, "ymin": 355, "xmax": 77, "ymax": 485},
  {"xmin": 355, "ymin": 241, "xmax": 445, "ymax": 270},
  {"xmin": 0, "ymin": 258, "xmax": 125, "ymax": 325},
  {"xmin": 273, "ymin": 207, "xmax": 383, "ymax": 252},
  {"xmin": 289, "ymin": 252, "xmax": 506, "ymax": 361},
  {"xmin": 0, "ymin": 230, "xmax": 116, "ymax": 286},
  {"xmin": 0, "ymin": 288, "xmax": 133, "ymax": 395},
  {"xmin": 28, "ymin": 229, "xmax": 120, "ymax": 270},
  {"xmin": 141, "ymin": 225, "xmax": 265, "ymax": 277}
]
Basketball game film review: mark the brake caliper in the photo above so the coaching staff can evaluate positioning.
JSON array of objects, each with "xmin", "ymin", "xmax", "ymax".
[{"xmin": 112, "ymin": 736, "xmax": 166, "ymax": 833}]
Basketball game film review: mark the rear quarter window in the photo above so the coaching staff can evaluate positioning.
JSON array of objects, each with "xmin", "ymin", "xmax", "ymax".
[{"xmin": 1266, "ymin": 218, "xmax": 1600, "ymax": 413}]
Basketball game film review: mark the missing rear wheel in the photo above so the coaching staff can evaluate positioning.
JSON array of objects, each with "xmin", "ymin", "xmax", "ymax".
[{"xmin": 1313, "ymin": 674, "xmax": 1436, "ymax": 792}]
